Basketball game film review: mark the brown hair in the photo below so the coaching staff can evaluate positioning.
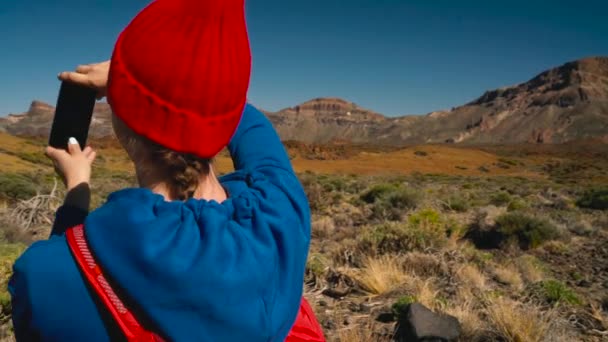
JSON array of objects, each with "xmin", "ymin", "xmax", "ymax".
[
  {"xmin": 112, "ymin": 114, "xmax": 211, "ymax": 201},
  {"xmin": 147, "ymin": 142, "xmax": 211, "ymax": 200}
]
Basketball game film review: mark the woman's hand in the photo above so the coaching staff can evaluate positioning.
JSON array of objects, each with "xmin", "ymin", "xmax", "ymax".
[
  {"xmin": 58, "ymin": 60, "xmax": 110, "ymax": 99},
  {"xmin": 46, "ymin": 138, "xmax": 97, "ymax": 192}
]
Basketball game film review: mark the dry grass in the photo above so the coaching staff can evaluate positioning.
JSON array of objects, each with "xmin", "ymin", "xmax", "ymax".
[
  {"xmin": 312, "ymin": 216, "xmax": 336, "ymax": 239},
  {"xmin": 355, "ymin": 255, "xmax": 410, "ymax": 295},
  {"xmin": 492, "ymin": 264, "xmax": 524, "ymax": 291},
  {"xmin": 410, "ymin": 277, "xmax": 440, "ymax": 311},
  {"xmin": 402, "ymin": 252, "xmax": 444, "ymax": 277},
  {"xmin": 486, "ymin": 297, "xmax": 555, "ymax": 342},
  {"xmin": 336, "ymin": 324, "xmax": 390, "ymax": 342},
  {"xmin": 456, "ymin": 264, "xmax": 488, "ymax": 291},
  {"xmin": 444, "ymin": 299, "xmax": 484, "ymax": 341},
  {"xmin": 515, "ymin": 255, "xmax": 546, "ymax": 283}
]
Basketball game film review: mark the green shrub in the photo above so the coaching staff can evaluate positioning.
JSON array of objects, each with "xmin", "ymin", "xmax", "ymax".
[
  {"xmin": 392, "ymin": 295, "xmax": 417, "ymax": 318},
  {"xmin": 443, "ymin": 195, "xmax": 470, "ymax": 212},
  {"xmin": 0, "ymin": 173, "xmax": 37, "ymax": 201},
  {"xmin": 363, "ymin": 184, "xmax": 421, "ymax": 220},
  {"xmin": 466, "ymin": 212, "xmax": 560, "ymax": 250},
  {"xmin": 507, "ymin": 198, "xmax": 527, "ymax": 211},
  {"xmin": 576, "ymin": 189, "xmax": 608, "ymax": 210},
  {"xmin": 530, "ymin": 280, "xmax": 582, "ymax": 306},
  {"xmin": 306, "ymin": 253, "xmax": 329, "ymax": 278},
  {"xmin": 361, "ymin": 183, "xmax": 397, "ymax": 204},
  {"xmin": 491, "ymin": 192, "xmax": 512, "ymax": 206},
  {"xmin": 0, "ymin": 243, "xmax": 26, "ymax": 317},
  {"xmin": 496, "ymin": 213, "xmax": 560, "ymax": 249},
  {"xmin": 498, "ymin": 158, "xmax": 518, "ymax": 166},
  {"xmin": 359, "ymin": 211, "xmax": 447, "ymax": 254},
  {"xmin": 15, "ymin": 151, "xmax": 52, "ymax": 166}
]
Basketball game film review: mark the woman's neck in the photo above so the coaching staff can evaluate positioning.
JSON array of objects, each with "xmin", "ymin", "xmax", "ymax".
[{"xmin": 140, "ymin": 167, "xmax": 227, "ymax": 203}]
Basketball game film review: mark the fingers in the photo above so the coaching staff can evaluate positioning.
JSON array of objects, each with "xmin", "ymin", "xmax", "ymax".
[
  {"xmin": 58, "ymin": 71, "xmax": 92, "ymax": 87},
  {"xmin": 83, "ymin": 146, "xmax": 97, "ymax": 162},
  {"xmin": 87, "ymin": 151, "xmax": 97, "ymax": 163},
  {"xmin": 76, "ymin": 64, "xmax": 94, "ymax": 73},
  {"xmin": 45, "ymin": 146, "xmax": 70, "ymax": 162},
  {"xmin": 67, "ymin": 137, "xmax": 83, "ymax": 155}
]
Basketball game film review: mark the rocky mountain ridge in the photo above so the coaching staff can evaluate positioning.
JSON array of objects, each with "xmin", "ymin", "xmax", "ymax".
[{"xmin": 2, "ymin": 57, "xmax": 607, "ymax": 145}]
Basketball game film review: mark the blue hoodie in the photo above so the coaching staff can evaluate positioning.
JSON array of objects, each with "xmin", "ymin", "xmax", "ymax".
[{"xmin": 8, "ymin": 105, "xmax": 311, "ymax": 341}]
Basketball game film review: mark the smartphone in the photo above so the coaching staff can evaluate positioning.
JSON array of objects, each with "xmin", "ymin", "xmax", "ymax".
[{"xmin": 48, "ymin": 81, "xmax": 97, "ymax": 150}]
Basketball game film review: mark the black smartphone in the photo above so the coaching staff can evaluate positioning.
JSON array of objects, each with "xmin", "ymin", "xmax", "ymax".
[{"xmin": 48, "ymin": 81, "xmax": 97, "ymax": 150}]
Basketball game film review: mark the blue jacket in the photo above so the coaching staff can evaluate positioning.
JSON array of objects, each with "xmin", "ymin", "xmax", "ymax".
[{"xmin": 8, "ymin": 105, "xmax": 311, "ymax": 341}]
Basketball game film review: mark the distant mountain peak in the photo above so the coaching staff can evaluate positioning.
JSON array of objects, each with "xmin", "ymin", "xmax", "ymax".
[
  {"xmin": 276, "ymin": 97, "xmax": 386, "ymax": 121},
  {"xmin": 2, "ymin": 57, "xmax": 607, "ymax": 145},
  {"xmin": 469, "ymin": 56, "xmax": 608, "ymax": 109}
]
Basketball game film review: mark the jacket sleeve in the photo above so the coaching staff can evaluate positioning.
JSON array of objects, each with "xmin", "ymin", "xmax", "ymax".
[
  {"xmin": 49, "ymin": 205, "xmax": 88, "ymax": 237},
  {"xmin": 227, "ymin": 104, "xmax": 293, "ymax": 174},
  {"xmin": 8, "ymin": 258, "xmax": 40, "ymax": 341}
]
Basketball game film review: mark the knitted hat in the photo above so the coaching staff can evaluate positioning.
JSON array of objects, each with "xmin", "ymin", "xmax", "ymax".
[{"xmin": 108, "ymin": 0, "xmax": 251, "ymax": 158}]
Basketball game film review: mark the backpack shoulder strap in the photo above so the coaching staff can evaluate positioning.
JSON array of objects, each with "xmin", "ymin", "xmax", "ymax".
[{"xmin": 66, "ymin": 225, "xmax": 164, "ymax": 342}]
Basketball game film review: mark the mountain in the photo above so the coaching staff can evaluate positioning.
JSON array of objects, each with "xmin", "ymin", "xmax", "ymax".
[
  {"xmin": 266, "ymin": 57, "xmax": 608, "ymax": 145},
  {"xmin": 0, "ymin": 101, "xmax": 114, "ymax": 138},
  {"xmin": 2, "ymin": 57, "xmax": 607, "ymax": 145}
]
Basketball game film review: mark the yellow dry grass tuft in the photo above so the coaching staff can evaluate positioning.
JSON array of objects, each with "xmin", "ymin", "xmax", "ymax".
[
  {"xmin": 486, "ymin": 297, "xmax": 554, "ymax": 342},
  {"xmin": 355, "ymin": 255, "xmax": 410, "ymax": 295},
  {"xmin": 456, "ymin": 264, "xmax": 487, "ymax": 291},
  {"xmin": 410, "ymin": 277, "xmax": 440, "ymax": 311},
  {"xmin": 444, "ymin": 299, "xmax": 483, "ymax": 341},
  {"xmin": 492, "ymin": 264, "xmax": 524, "ymax": 291},
  {"xmin": 402, "ymin": 252, "xmax": 444, "ymax": 278},
  {"xmin": 515, "ymin": 255, "xmax": 546, "ymax": 283}
]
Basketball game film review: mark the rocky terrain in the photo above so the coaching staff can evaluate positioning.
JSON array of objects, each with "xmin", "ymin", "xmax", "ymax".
[{"xmin": 2, "ymin": 57, "xmax": 607, "ymax": 146}]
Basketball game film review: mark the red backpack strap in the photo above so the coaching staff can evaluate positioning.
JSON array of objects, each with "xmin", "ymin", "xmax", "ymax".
[
  {"xmin": 66, "ymin": 225, "xmax": 164, "ymax": 342},
  {"xmin": 67, "ymin": 225, "xmax": 324, "ymax": 342},
  {"xmin": 286, "ymin": 298, "xmax": 326, "ymax": 342}
]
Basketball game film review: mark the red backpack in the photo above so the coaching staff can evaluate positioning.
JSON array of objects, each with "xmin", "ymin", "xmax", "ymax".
[{"xmin": 66, "ymin": 225, "xmax": 325, "ymax": 342}]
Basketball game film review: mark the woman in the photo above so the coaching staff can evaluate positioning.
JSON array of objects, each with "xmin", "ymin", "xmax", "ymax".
[{"xmin": 9, "ymin": 0, "xmax": 324, "ymax": 341}]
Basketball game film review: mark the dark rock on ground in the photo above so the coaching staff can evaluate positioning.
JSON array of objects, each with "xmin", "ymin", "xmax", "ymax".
[{"xmin": 394, "ymin": 303, "xmax": 461, "ymax": 342}]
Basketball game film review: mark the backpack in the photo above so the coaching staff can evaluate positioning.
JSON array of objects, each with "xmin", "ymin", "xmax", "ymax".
[{"xmin": 66, "ymin": 225, "xmax": 325, "ymax": 342}]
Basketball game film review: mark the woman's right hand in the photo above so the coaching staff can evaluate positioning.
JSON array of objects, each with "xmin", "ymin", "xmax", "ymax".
[{"xmin": 58, "ymin": 60, "xmax": 110, "ymax": 99}]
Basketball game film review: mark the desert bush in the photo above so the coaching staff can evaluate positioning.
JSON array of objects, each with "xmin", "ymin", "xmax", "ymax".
[
  {"xmin": 311, "ymin": 216, "xmax": 336, "ymax": 239},
  {"xmin": 468, "ymin": 212, "xmax": 560, "ymax": 250},
  {"xmin": 356, "ymin": 255, "xmax": 410, "ymax": 294},
  {"xmin": 0, "ymin": 173, "xmax": 37, "ymax": 201},
  {"xmin": 515, "ymin": 255, "xmax": 546, "ymax": 283},
  {"xmin": 306, "ymin": 253, "xmax": 329, "ymax": 279},
  {"xmin": 361, "ymin": 184, "xmax": 421, "ymax": 220},
  {"xmin": 300, "ymin": 176, "xmax": 324, "ymax": 212},
  {"xmin": 576, "ymin": 188, "xmax": 608, "ymax": 210},
  {"xmin": 443, "ymin": 194, "xmax": 470, "ymax": 212},
  {"xmin": 507, "ymin": 197, "xmax": 527, "ymax": 211},
  {"xmin": 358, "ymin": 210, "xmax": 447, "ymax": 254},
  {"xmin": 360, "ymin": 183, "xmax": 396, "ymax": 204},
  {"xmin": 497, "ymin": 158, "xmax": 518, "ymax": 166},
  {"xmin": 491, "ymin": 192, "xmax": 512, "ymax": 206},
  {"xmin": 495, "ymin": 213, "xmax": 560, "ymax": 250},
  {"xmin": 456, "ymin": 264, "xmax": 488, "ymax": 291},
  {"xmin": 15, "ymin": 151, "xmax": 52, "ymax": 166},
  {"xmin": 486, "ymin": 297, "xmax": 555, "ymax": 342},
  {"xmin": 402, "ymin": 252, "xmax": 444, "ymax": 278},
  {"xmin": 528, "ymin": 280, "xmax": 582, "ymax": 307},
  {"xmin": 0, "ymin": 242, "xmax": 26, "ymax": 318},
  {"xmin": 491, "ymin": 264, "xmax": 524, "ymax": 290}
]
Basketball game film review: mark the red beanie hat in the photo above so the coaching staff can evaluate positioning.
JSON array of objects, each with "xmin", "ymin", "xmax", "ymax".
[{"xmin": 108, "ymin": 0, "xmax": 251, "ymax": 158}]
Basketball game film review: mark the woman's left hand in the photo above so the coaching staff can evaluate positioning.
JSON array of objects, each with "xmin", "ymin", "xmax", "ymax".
[{"xmin": 46, "ymin": 137, "xmax": 97, "ymax": 192}]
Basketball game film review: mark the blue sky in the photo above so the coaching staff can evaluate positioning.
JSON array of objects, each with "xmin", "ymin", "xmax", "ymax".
[{"xmin": 0, "ymin": 0, "xmax": 607, "ymax": 117}]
